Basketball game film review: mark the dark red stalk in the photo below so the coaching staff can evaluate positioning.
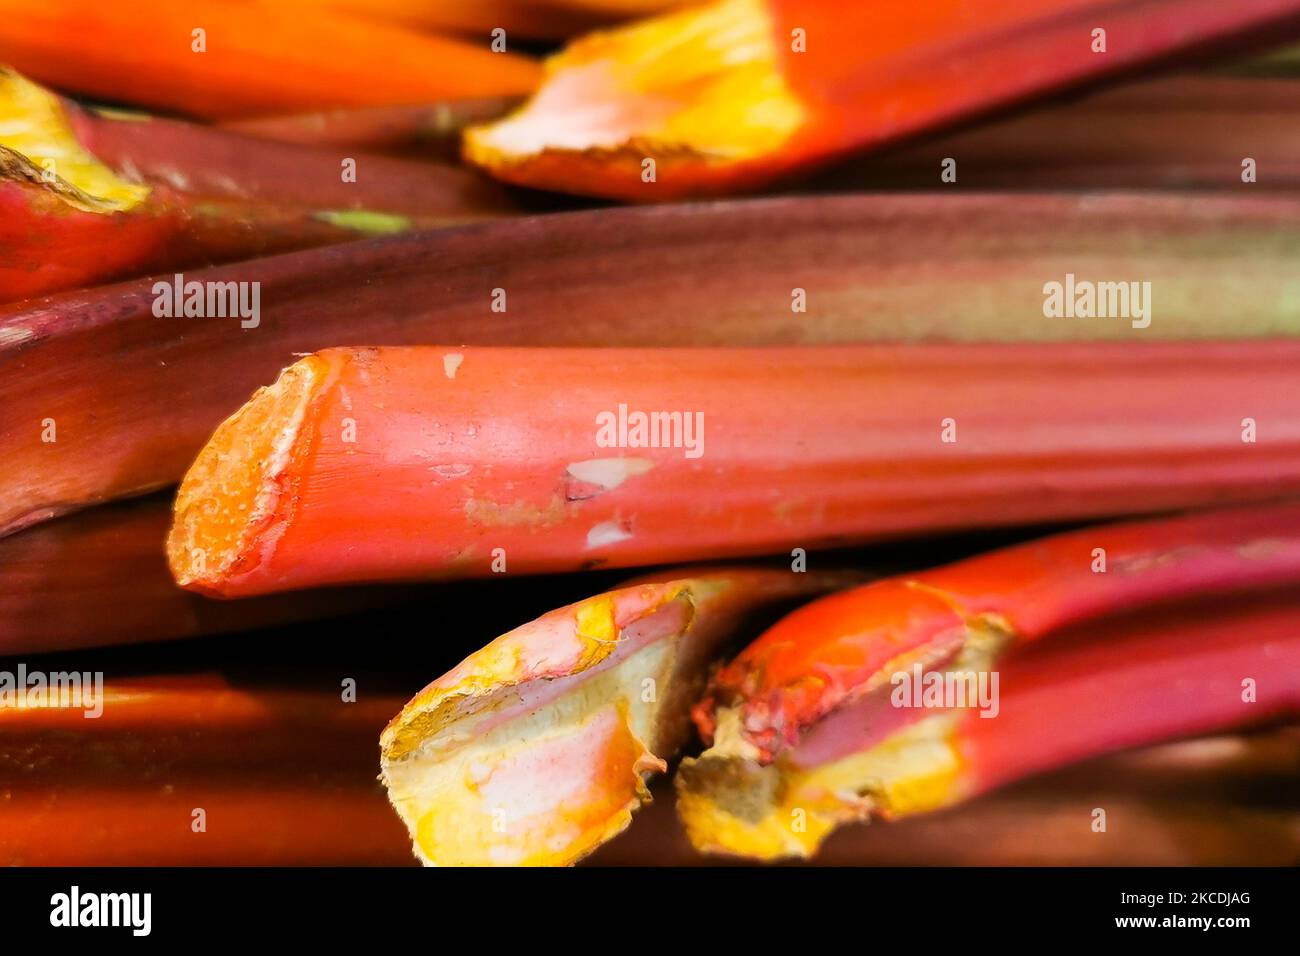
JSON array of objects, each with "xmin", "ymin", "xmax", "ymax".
[
  {"xmin": 67, "ymin": 101, "xmax": 515, "ymax": 215},
  {"xmin": 817, "ymin": 75, "xmax": 1300, "ymax": 191},
  {"xmin": 0, "ymin": 494, "xmax": 417, "ymax": 655},
  {"xmin": 6, "ymin": 192, "xmax": 1300, "ymax": 537}
]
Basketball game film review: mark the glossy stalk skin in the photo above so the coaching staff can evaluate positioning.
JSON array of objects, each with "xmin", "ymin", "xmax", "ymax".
[
  {"xmin": 168, "ymin": 342, "xmax": 1300, "ymax": 597},
  {"xmin": 380, "ymin": 568, "xmax": 850, "ymax": 866},
  {"xmin": 466, "ymin": 0, "xmax": 1300, "ymax": 199},
  {"xmin": 957, "ymin": 596, "xmax": 1300, "ymax": 797},
  {"xmin": 0, "ymin": 494, "xmax": 415, "ymax": 656},
  {"xmin": 16, "ymin": 192, "xmax": 1300, "ymax": 537},
  {"xmin": 679, "ymin": 592, "xmax": 1300, "ymax": 860},
  {"xmin": 0, "ymin": 0, "xmax": 541, "ymax": 120},
  {"xmin": 0, "ymin": 674, "xmax": 412, "ymax": 865},
  {"xmin": 821, "ymin": 76, "xmax": 1300, "ymax": 191},
  {"xmin": 696, "ymin": 502, "xmax": 1300, "ymax": 759}
]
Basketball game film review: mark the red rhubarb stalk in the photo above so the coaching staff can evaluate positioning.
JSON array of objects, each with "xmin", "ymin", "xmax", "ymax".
[
  {"xmin": 0, "ymin": 70, "xmax": 510, "ymax": 303},
  {"xmin": 678, "ymin": 502, "xmax": 1300, "ymax": 859},
  {"xmin": 16, "ymin": 191, "xmax": 1300, "ymax": 537},
  {"xmin": 698, "ymin": 501, "xmax": 1300, "ymax": 759},
  {"xmin": 679, "ymin": 596, "xmax": 1300, "ymax": 859},
  {"xmin": 166, "ymin": 343, "xmax": 1300, "ymax": 597},
  {"xmin": 822, "ymin": 76, "xmax": 1300, "ymax": 191},
  {"xmin": 465, "ymin": 0, "xmax": 1300, "ymax": 199},
  {"xmin": 956, "ymin": 597, "xmax": 1299, "ymax": 796}
]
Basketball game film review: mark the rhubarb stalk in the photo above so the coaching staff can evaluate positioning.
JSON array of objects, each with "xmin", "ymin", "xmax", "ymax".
[
  {"xmin": 0, "ymin": 0, "xmax": 541, "ymax": 120},
  {"xmin": 0, "ymin": 494, "xmax": 421, "ymax": 655},
  {"xmin": 678, "ymin": 502, "xmax": 1300, "ymax": 859},
  {"xmin": 0, "ymin": 71, "xmax": 506, "ymax": 303},
  {"xmin": 0, "ymin": 673, "xmax": 412, "ymax": 865},
  {"xmin": 222, "ymin": 98, "xmax": 522, "ymax": 161},
  {"xmin": 593, "ymin": 730, "xmax": 1300, "ymax": 865},
  {"xmin": 274, "ymin": 0, "xmax": 688, "ymax": 40},
  {"xmin": 820, "ymin": 75, "xmax": 1300, "ymax": 191},
  {"xmin": 465, "ymin": 0, "xmax": 1300, "ymax": 199},
  {"xmin": 64, "ymin": 94, "xmax": 516, "ymax": 217},
  {"xmin": 380, "ymin": 567, "xmax": 850, "ymax": 866},
  {"xmin": 167, "ymin": 343, "xmax": 1300, "ymax": 597},
  {"xmin": 16, "ymin": 191, "xmax": 1300, "ymax": 537}
]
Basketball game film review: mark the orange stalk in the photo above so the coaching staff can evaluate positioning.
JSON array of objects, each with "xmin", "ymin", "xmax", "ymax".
[
  {"xmin": 466, "ymin": 0, "xmax": 1300, "ymax": 199},
  {"xmin": 221, "ymin": 98, "xmax": 522, "ymax": 161},
  {"xmin": 0, "ymin": 0, "xmax": 541, "ymax": 120},
  {"xmin": 679, "ymin": 503, "xmax": 1300, "ymax": 859},
  {"xmin": 0, "ymin": 673, "xmax": 412, "ymax": 865},
  {"xmin": 380, "ymin": 567, "xmax": 851, "ymax": 865},
  {"xmin": 167, "ymin": 342, "xmax": 1300, "ymax": 597},
  {"xmin": 270, "ymin": 0, "xmax": 690, "ymax": 40}
]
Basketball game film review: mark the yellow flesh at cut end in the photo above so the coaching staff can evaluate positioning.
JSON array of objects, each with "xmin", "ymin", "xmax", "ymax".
[
  {"xmin": 464, "ymin": 0, "xmax": 805, "ymax": 170},
  {"xmin": 380, "ymin": 589, "xmax": 708, "ymax": 866},
  {"xmin": 676, "ymin": 715, "xmax": 966, "ymax": 861},
  {"xmin": 381, "ymin": 627, "xmax": 680, "ymax": 866},
  {"xmin": 0, "ymin": 70, "xmax": 150, "ymax": 211},
  {"xmin": 166, "ymin": 356, "xmax": 324, "ymax": 590},
  {"xmin": 676, "ymin": 618, "xmax": 1012, "ymax": 860}
]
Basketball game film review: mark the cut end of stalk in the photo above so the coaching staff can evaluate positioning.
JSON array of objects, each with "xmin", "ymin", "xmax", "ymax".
[
  {"xmin": 166, "ymin": 355, "xmax": 326, "ymax": 594},
  {"xmin": 0, "ymin": 69, "xmax": 149, "ymax": 212},
  {"xmin": 463, "ymin": 0, "xmax": 805, "ymax": 198},
  {"xmin": 379, "ymin": 582, "xmax": 702, "ymax": 866},
  {"xmin": 676, "ymin": 715, "xmax": 966, "ymax": 861},
  {"xmin": 680, "ymin": 581, "xmax": 1013, "ymax": 859},
  {"xmin": 694, "ymin": 580, "xmax": 993, "ymax": 761}
]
